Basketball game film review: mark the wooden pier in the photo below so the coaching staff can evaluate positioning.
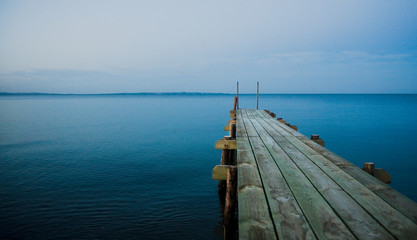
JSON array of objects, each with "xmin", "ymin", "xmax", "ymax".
[{"xmin": 214, "ymin": 99, "xmax": 417, "ymax": 239}]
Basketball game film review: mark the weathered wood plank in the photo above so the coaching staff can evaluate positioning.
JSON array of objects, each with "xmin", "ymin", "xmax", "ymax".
[
  {"xmin": 254, "ymin": 109, "xmax": 417, "ymax": 225},
  {"xmin": 244, "ymin": 110, "xmax": 358, "ymax": 240},
  {"xmin": 248, "ymin": 136, "xmax": 318, "ymax": 240},
  {"xmin": 241, "ymin": 109, "xmax": 258, "ymax": 137},
  {"xmin": 251, "ymin": 110, "xmax": 417, "ymax": 238},
  {"xmin": 236, "ymin": 135, "xmax": 276, "ymax": 239},
  {"xmin": 236, "ymin": 110, "xmax": 247, "ymax": 138},
  {"xmin": 243, "ymin": 111, "xmax": 344, "ymax": 239},
  {"xmin": 247, "ymin": 109, "xmax": 395, "ymax": 240},
  {"xmin": 215, "ymin": 139, "xmax": 237, "ymax": 149}
]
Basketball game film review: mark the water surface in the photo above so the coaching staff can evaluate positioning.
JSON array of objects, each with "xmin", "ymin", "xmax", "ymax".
[{"xmin": 1, "ymin": 94, "xmax": 416, "ymax": 239}]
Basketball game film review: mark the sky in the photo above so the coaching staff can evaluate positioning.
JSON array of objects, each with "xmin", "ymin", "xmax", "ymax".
[{"xmin": 0, "ymin": 0, "xmax": 416, "ymax": 93}]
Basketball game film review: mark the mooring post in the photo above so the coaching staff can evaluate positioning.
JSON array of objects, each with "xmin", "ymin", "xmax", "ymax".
[
  {"xmin": 256, "ymin": 81, "xmax": 259, "ymax": 109},
  {"xmin": 237, "ymin": 81, "xmax": 239, "ymax": 109},
  {"xmin": 224, "ymin": 166, "xmax": 237, "ymax": 240},
  {"xmin": 311, "ymin": 134, "xmax": 325, "ymax": 147},
  {"xmin": 363, "ymin": 162, "xmax": 375, "ymax": 176}
]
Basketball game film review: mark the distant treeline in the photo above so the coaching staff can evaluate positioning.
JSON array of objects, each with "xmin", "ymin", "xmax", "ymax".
[{"xmin": 0, "ymin": 92, "xmax": 236, "ymax": 96}]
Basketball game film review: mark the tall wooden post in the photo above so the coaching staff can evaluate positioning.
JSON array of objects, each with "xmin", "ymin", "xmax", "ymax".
[
  {"xmin": 237, "ymin": 81, "xmax": 239, "ymax": 109},
  {"xmin": 256, "ymin": 81, "xmax": 259, "ymax": 109},
  {"xmin": 233, "ymin": 96, "xmax": 237, "ymax": 111}
]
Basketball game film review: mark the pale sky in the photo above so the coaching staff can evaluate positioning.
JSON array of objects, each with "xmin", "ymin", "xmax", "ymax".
[{"xmin": 0, "ymin": 0, "xmax": 416, "ymax": 93}]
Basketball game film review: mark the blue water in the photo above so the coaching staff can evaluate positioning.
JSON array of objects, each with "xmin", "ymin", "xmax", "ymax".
[{"xmin": 1, "ymin": 94, "xmax": 416, "ymax": 239}]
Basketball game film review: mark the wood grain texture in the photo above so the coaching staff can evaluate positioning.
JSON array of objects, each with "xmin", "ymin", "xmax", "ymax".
[
  {"xmin": 255, "ymin": 109, "xmax": 417, "ymax": 225},
  {"xmin": 215, "ymin": 139, "xmax": 237, "ymax": 149},
  {"xmin": 236, "ymin": 110, "xmax": 247, "ymax": 138},
  {"xmin": 251, "ymin": 109, "xmax": 417, "ymax": 238},
  {"xmin": 244, "ymin": 110, "xmax": 354, "ymax": 240},
  {"xmin": 236, "ymin": 137, "xmax": 276, "ymax": 238},
  {"xmin": 247, "ymin": 109, "xmax": 394, "ymax": 240}
]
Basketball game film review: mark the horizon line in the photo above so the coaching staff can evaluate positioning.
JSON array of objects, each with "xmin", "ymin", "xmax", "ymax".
[{"xmin": 1, "ymin": 92, "xmax": 417, "ymax": 96}]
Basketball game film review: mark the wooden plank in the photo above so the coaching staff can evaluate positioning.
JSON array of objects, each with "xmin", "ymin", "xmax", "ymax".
[
  {"xmin": 215, "ymin": 139, "xmax": 237, "ymax": 149},
  {"xmin": 248, "ymin": 136, "xmax": 318, "ymax": 240},
  {"xmin": 251, "ymin": 110, "xmax": 417, "ymax": 238},
  {"xmin": 254, "ymin": 109, "xmax": 417, "ymax": 225},
  {"xmin": 241, "ymin": 109, "xmax": 258, "ymax": 137},
  {"xmin": 236, "ymin": 136, "xmax": 277, "ymax": 239},
  {"xmin": 242, "ymin": 111, "xmax": 327, "ymax": 240},
  {"xmin": 236, "ymin": 110, "xmax": 247, "ymax": 138},
  {"xmin": 245, "ymin": 110, "xmax": 358, "ymax": 240},
  {"xmin": 246, "ymin": 110, "xmax": 395, "ymax": 240},
  {"xmin": 299, "ymin": 138, "xmax": 417, "ymax": 223}
]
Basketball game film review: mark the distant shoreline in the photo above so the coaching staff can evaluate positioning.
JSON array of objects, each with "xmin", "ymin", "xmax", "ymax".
[{"xmin": 1, "ymin": 92, "xmax": 416, "ymax": 96}]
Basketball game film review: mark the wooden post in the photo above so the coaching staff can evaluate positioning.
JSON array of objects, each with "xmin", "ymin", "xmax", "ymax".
[
  {"xmin": 228, "ymin": 124, "xmax": 237, "ymax": 165},
  {"xmin": 230, "ymin": 123, "xmax": 236, "ymax": 139},
  {"xmin": 311, "ymin": 134, "xmax": 320, "ymax": 140},
  {"xmin": 233, "ymin": 96, "xmax": 237, "ymax": 111},
  {"xmin": 311, "ymin": 134, "xmax": 325, "ymax": 147},
  {"xmin": 363, "ymin": 162, "xmax": 375, "ymax": 176},
  {"xmin": 256, "ymin": 81, "xmax": 259, "ymax": 109},
  {"xmin": 277, "ymin": 118, "xmax": 287, "ymax": 124},
  {"xmin": 224, "ymin": 166, "xmax": 237, "ymax": 240},
  {"xmin": 218, "ymin": 136, "xmax": 232, "ymax": 203},
  {"xmin": 237, "ymin": 81, "xmax": 239, "ymax": 109}
]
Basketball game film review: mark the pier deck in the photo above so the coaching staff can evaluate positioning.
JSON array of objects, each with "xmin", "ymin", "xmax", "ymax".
[{"xmin": 235, "ymin": 109, "xmax": 417, "ymax": 240}]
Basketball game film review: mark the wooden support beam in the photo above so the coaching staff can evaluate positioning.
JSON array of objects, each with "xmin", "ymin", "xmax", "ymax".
[
  {"xmin": 224, "ymin": 120, "xmax": 237, "ymax": 131},
  {"xmin": 218, "ymin": 136, "xmax": 233, "ymax": 203},
  {"xmin": 363, "ymin": 162, "xmax": 391, "ymax": 184},
  {"xmin": 374, "ymin": 168, "xmax": 391, "ymax": 184},
  {"xmin": 212, "ymin": 165, "xmax": 235, "ymax": 180},
  {"xmin": 224, "ymin": 166, "xmax": 237, "ymax": 240},
  {"xmin": 215, "ymin": 139, "xmax": 237, "ymax": 149}
]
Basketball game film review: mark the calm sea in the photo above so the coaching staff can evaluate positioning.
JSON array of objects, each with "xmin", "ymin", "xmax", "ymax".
[{"xmin": 1, "ymin": 94, "xmax": 417, "ymax": 239}]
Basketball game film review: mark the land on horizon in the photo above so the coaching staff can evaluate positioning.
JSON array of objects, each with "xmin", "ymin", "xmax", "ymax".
[{"xmin": 1, "ymin": 92, "xmax": 416, "ymax": 96}]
